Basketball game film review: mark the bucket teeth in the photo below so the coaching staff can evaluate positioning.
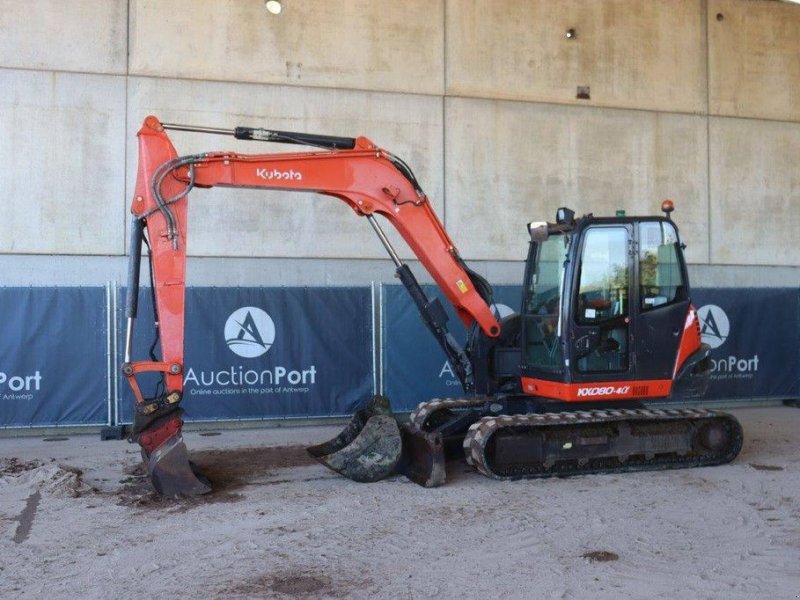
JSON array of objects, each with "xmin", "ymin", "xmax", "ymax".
[{"xmin": 146, "ymin": 433, "xmax": 212, "ymax": 497}]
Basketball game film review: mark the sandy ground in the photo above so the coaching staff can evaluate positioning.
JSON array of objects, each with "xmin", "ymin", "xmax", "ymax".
[{"xmin": 0, "ymin": 406, "xmax": 799, "ymax": 599}]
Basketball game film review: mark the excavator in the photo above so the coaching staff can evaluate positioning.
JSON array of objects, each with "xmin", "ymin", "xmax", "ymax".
[{"xmin": 123, "ymin": 115, "xmax": 743, "ymax": 496}]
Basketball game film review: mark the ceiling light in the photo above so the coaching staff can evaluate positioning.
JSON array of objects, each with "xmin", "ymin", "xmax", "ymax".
[{"xmin": 265, "ymin": 1, "xmax": 282, "ymax": 15}]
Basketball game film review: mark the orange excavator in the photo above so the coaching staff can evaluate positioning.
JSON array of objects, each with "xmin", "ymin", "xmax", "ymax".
[{"xmin": 124, "ymin": 116, "xmax": 742, "ymax": 496}]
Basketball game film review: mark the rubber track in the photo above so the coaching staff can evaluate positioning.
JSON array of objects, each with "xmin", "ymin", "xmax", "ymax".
[
  {"xmin": 462, "ymin": 407, "xmax": 743, "ymax": 480},
  {"xmin": 409, "ymin": 397, "xmax": 488, "ymax": 431}
]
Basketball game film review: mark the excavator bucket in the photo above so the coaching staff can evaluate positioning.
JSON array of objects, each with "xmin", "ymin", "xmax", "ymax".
[
  {"xmin": 307, "ymin": 395, "xmax": 446, "ymax": 487},
  {"xmin": 145, "ymin": 433, "xmax": 212, "ymax": 497},
  {"xmin": 308, "ymin": 395, "xmax": 401, "ymax": 483}
]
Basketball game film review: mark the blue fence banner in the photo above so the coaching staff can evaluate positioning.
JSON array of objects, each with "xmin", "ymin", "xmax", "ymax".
[
  {"xmin": 0, "ymin": 285, "xmax": 795, "ymax": 429},
  {"xmin": 118, "ymin": 287, "xmax": 373, "ymax": 422},
  {"xmin": 694, "ymin": 288, "xmax": 799, "ymax": 400},
  {"xmin": 382, "ymin": 284, "xmax": 522, "ymax": 410},
  {"xmin": 0, "ymin": 287, "xmax": 108, "ymax": 427},
  {"xmin": 383, "ymin": 285, "xmax": 800, "ymax": 409}
]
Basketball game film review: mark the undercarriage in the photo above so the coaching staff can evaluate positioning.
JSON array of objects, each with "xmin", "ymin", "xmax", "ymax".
[{"xmin": 307, "ymin": 395, "xmax": 744, "ymax": 487}]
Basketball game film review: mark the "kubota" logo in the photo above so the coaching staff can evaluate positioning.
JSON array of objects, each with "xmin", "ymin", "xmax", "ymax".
[
  {"xmin": 256, "ymin": 168, "xmax": 302, "ymax": 181},
  {"xmin": 576, "ymin": 385, "xmax": 630, "ymax": 397}
]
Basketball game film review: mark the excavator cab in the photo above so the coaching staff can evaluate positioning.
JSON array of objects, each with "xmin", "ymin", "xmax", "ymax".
[{"xmin": 518, "ymin": 203, "xmax": 711, "ymax": 404}]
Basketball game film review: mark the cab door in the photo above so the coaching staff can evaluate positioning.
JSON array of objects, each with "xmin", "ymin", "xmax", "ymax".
[
  {"xmin": 569, "ymin": 224, "xmax": 634, "ymax": 382},
  {"xmin": 633, "ymin": 220, "xmax": 690, "ymax": 383}
]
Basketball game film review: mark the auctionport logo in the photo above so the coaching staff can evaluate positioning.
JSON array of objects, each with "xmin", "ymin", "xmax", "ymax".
[
  {"xmin": 185, "ymin": 305, "xmax": 316, "ymax": 394},
  {"xmin": 697, "ymin": 303, "xmax": 759, "ymax": 376},
  {"xmin": 224, "ymin": 307, "xmax": 276, "ymax": 358},
  {"xmin": 697, "ymin": 304, "xmax": 729, "ymax": 349}
]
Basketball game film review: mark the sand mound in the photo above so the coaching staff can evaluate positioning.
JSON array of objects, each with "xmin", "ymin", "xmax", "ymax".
[{"xmin": 0, "ymin": 458, "xmax": 92, "ymax": 498}]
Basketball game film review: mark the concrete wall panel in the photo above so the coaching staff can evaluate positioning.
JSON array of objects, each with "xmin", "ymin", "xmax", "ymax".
[
  {"xmin": 709, "ymin": 0, "xmax": 800, "ymax": 122},
  {"xmin": 129, "ymin": 0, "xmax": 444, "ymax": 95},
  {"xmin": 0, "ymin": 1, "xmax": 127, "ymax": 74},
  {"xmin": 1, "ymin": 0, "xmax": 799, "ymax": 288},
  {"xmin": 126, "ymin": 77, "xmax": 443, "ymax": 259},
  {"xmin": 446, "ymin": 0, "xmax": 706, "ymax": 114},
  {"xmin": 710, "ymin": 117, "xmax": 800, "ymax": 265},
  {"xmin": 0, "ymin": 69, "xmax": 126, "ymax": 255},
  {"xmin": 445, "ymin": 98, "xmax": 709, "ymax": 263},
  {"xmin": 4, "ymin": 253, "xmax": 800, "ymax": 289}
]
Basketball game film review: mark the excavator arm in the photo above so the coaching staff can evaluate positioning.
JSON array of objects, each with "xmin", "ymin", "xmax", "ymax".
[{"xmin": 124, "ymin": 116, "xmax": 500, "ymax": 495}]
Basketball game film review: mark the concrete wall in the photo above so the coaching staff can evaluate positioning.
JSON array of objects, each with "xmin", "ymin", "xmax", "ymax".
[
  {"xmin": 129, "ymin": 0, "xmax": 444, "ymax": 95},
  {"xmin": 445, "ymin": 98, "xmax": 710, "ymax": 263},
  {"xmin": 709, "ymin": 0, "xmax": 800, "ymax": 122},
  {"xmin": 446, "ymin": 0, "xmax": 708, "ymax": 114},
  {"xmin": 1, "ymin": 0, "xmax": 799, "ymax": 288}
]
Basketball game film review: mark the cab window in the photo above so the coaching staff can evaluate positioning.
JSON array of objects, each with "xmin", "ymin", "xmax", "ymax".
[
  {"xmin": 574, "ymin": 226, "xmax": 629, "ymax": 373},
  {"xmin": 639, "ymin": 221, "xmax": 686, "ymax": 311},
  {"xmin": 523, "ymin": 234, "xmax": 569, "ymax": 372},
  {"xmin": 576, "ymin": 227, "xmax": 629, "ymax": 325}
]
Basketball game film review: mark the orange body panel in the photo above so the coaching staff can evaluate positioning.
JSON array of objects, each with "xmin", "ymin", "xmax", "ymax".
[
  {"xmin": 673, "ymin": 305, "xmax": 703, "ymax": 378},
  {"xmin": 520, "ymin": 377, "xmax": 673, "ymax": 402}
]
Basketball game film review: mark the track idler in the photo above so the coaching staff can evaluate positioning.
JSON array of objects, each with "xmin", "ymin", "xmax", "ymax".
[
  {"xmin": 307, "ymin": 395, "xmax": 445, "ymax": 487},
  {"xmin": 134, "ymin": 409, "xmax": 211, "ymax": 497}
]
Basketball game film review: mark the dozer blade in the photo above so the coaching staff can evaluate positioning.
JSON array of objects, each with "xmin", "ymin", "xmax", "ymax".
[
  {"xmin": 308, "ymin": 395, "xmax": 446, "ymax": 486},
  {"xmin": 146, "ymin": 433, "xmax": 212, "ymax": 497},
  {"xmin": 396, "ymin": 425, "xmax": 445, "ymax": 487}
]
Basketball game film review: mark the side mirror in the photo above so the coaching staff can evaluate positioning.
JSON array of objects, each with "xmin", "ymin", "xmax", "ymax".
[{"xmin": 528, "ymin": 221, "xmax": 549, "ymax": 242}]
